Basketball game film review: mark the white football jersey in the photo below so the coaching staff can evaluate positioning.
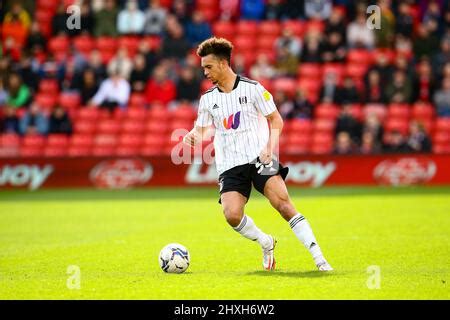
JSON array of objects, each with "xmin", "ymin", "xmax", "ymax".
[{"xmin": 195, "ymin": 76, "xmax": 277, "ymax": 175}]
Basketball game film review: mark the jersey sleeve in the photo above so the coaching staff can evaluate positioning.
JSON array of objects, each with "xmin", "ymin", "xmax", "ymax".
[
  {"xmin": 195, "ymin": 95, "xmax": 213, "ymax": 127},
  {"xmin": 253, "ymin": 83, "xmax": 277, "ymax": 116}
]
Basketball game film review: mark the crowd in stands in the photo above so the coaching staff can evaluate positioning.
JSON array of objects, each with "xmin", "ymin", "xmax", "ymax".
[{"xmin": 0, "ymin": 0, "xmax": 449, "ymax": 157}]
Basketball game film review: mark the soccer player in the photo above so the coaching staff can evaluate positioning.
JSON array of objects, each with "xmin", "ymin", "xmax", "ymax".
[{"xmin": 183, "ymin": 37, "xmax": 333, "ymax": 271}]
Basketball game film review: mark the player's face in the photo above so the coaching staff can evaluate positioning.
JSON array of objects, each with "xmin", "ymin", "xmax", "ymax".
[{"xmin": 201, "ymin": 54, "xmax": 226, "ymax": 85}]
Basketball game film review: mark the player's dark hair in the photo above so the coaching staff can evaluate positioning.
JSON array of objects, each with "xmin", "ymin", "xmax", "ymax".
[{"xmin": 197, "ymin": 37, "xmax": 233, "ymax": 65}]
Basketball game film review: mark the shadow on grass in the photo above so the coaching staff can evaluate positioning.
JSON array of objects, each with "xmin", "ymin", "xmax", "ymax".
[{"xmin": 246, "ymin": 270, "xmax": 344, "ymax": 278}]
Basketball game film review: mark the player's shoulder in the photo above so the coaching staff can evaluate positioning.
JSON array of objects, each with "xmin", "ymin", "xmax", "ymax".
[
  {"xmin": 201, "ymin": 86, "xmax": 219, "ymax": 97},
  {"xmin": 239, "ymin": 76, "xmax": 259, "ymax": 86}
]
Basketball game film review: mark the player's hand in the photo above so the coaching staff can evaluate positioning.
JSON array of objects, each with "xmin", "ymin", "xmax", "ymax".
[
  {"xmin": 259, "ymin": 149, "xmax": 272, "ymax": 164},
  {"xmin": 183, "ymin": 130, "xmax": 199, "ymax": 147}
]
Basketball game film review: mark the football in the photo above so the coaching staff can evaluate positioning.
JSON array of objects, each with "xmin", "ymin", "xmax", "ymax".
[{"xmin": 158, "ymin": 243, "xmax": 190, "ymax": 273}]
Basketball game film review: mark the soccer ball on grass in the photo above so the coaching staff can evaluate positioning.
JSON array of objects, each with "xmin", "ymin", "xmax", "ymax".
[{"xmin": 158, "ymin": 243, "xmax": 190, "ymax": 273}]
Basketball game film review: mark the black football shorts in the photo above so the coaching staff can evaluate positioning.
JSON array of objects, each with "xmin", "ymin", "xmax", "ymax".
[{"xmin": 218, "ymin": 157, "xmax": 289, "ymax": 204}]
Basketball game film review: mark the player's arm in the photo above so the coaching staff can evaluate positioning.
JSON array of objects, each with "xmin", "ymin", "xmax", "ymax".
[
  {"xmin": 183, "ymin": 126, "xmax": 209, "ymax": 147},
  {"xmin": 183, "ymin": 95, "xmax": 213, "ymax": 147},
  {"xmin": 260, "ymin": 110, "xmax": 284, "ymax": 164}
]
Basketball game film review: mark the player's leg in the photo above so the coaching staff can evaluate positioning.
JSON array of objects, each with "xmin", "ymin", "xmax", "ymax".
[
  {"xmin": 262, "ymin": 175, "xmax": 333, "ymax": 271},
  {"xmin": 220, "ymin": 190, "xmax": 276, "ymax": 271}
]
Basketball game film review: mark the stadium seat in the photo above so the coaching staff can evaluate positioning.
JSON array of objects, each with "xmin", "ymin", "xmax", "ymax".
[
  {"xmin": 76, "ymin": 108, "xmax": 100, "ymax": 121},
  {"xmin": 121, "ymin": 120, "xmax": 146, "ymax": 134},
  {"xmin": 94, "ymin": 134, "xmax": 118, "ymax": 148},
  {"xmin": 38, "ymin": 79, "xmax": 59, "ymax": 95},
  {"xmin": 74, "ymin": 121, "xmax": 96, "ymax": 134},
  {"xmin": 212, "ymin": 21, "xmax": 235, "ymax": 40},
  {"xmin": 387, "ymin": 103, "xmax": 411, "ymax": 119},
  {"xmin": 92, "ymin": 146, "xmax": 115, "ymax": 157},
  {"xmin": 256, "ymin": 35, "xmax": 279, "ymax": 51},
  {"xmin": 98, "ymin": 120, "xmax": 121, "ymax": 134},
  {"xmin": 44, "ymin": 146, "xmax": 68, "ymax": 157},
  {"xmin": 34, "ymin": 93, "xmax": 57, "ymax": 111},
  {"xmin": 118, "ymin": 134, "xmax": 143, "ymax": 148},
  {"xmin": 125, "ymin": 107, "xmax": 147, "ymax": 120},
  {"xmin": 68, "ymin": 146, "xmax": 91, "ymax": 157},
  {"xmin": 73, "ymin": 35, "xmax": 95, "ymax": 56},
  {"xmin": 281, "ymin": 20, "xmax": 306, "ymax": 37},
  {"xmin": 198, "ymin": 7, "xmax": 220, "ymax": 22},
  {"xmin": 273, "ymin": 78, "xmax": 297, "ymax": 98},
  {"xmin": 432, "ymin": 143, "xmax": 450, "ymax": 154},
  {"xmin": 347, "ymin": 49, "xmax": 373, "ymax": 65},
  {"xmin": 48, "ymin": 36, "xmax": 69, "ymax": 55},
  {"xmin": 288, "ymin": 119, "xmax": 313, "ymax": 133},
  {"xmin": 0, "ymin": 134, "xmax": 21, "ymax": 148},
  {"xmin": 412, "ymin": 102, "xmax": 434, "ymax": 121},
  {"xmin": 385, "ymin": 119, "xmax": 409, "ymax": 135},
  {"xmin": 172, "ymin": 104, "xmax": 197, "ymax": 121},
  {"xmin": 118, "ymin": 36, "xmax": 140, "ymax": 57},
  {"xmin": 298, "ymin": 63, "xmax": 322, "ymax": 81},
  {"xmin": 129, "ymin": 93, "xmax": 147, "ymax": 108},
  {"xmin": 306, "ymin": 19, "xmax": 325, "ymax": 33},
  {"xmin": 20, "ymin": 146, "xmax": 44, "ymax": 157},
  {"xmin": 315, "ymin": 104, "xmax": 340, "ymax": 120},
  {"xmin": 313, "ymin": 119, "xmax": 336, "ymax": 133},
  {"xmin": 322, "ymin": 63, "xmax": 345, "ymax": 83},
  {"xmin": 235, "ymin": 21, "xmax": 258, "ymax": 36},
  {"xmin": 435, "ymin": 118, "xmax": 450, "ymax": 132},
  {"xmin": 233, "ymin": 35, "xmax": 256, "ymax": 52},
  {"xmin": 59, "ymin": 92, "xmax": 81, "ymax": 110},
  {"xmin": 433, "ymin": 132, "xmax": 450, "ymax": 144},
  {"xmin": 143, "ymin": 134, "xmax": 167, "ymax": 149},
  {"xmin": 115, "ymin": 146, "xmax": 139, "ymax": 157},
  {"xmin": 70, "ymin": 134, "xmax": 94, "ymax": 148},
  {"xmin": 148, "ymin": 105, "xmax": 170, "ymax": 121},
  {"xmin": 363, "ymin": 104, "xmax": 387, "ymax": 121},
  {"xmin": 258, "ymin": 21, "xmax": 282, "ymax": 37},
  {"xmin": 22, "ymin": 135, "xmax": 46, "ymax": 148},
  {"xmin": 47, "ymin": 134, "xmax": 69, "ymax": 148}
]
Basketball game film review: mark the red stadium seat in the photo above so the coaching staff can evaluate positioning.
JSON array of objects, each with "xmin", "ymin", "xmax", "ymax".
[
  {"xmin": 92, "ymin": 146, "xmax": 115, "ymax": 157},
  {"xmin": 233, "ymin": 35, "xmax": 256, "ymax": 52},
  {"xmin": 172, "ymin": 104, "xmax": 197, "ymax": 121},
  {"xmin": 77, "ymin": 108, "xmax": 100, "ymax": 121},
  {"xmin": 129, "ymin": 93, "xmax": 147, "ymax": 108},
  {"xmin": 412, "ymin": 102, "xmax": 434, "ymax": 120},
  {"xmin": 48, "ymin": 36, "xmax": 69, "ymax": 54},
  {"xmin": 74, "ymin": 121, "xmax": 96, "ymax": 134},
  {"xmin": 288, "ymin": 119, "xmax": 313, "ymax": 133},
  {"xmin": 118, "ymin": 36, "xmax": 140, "ymax": 56},
  {"xmin": 121, "ymin": 120, "xmax": 146, "ymax": 134},
  {"xmin": 281, "ymin": 20, "xmax": 306, "ymax": 38},
  {"xmin": 68, "ymin": 146, "xmax": 91, "ymax": 157},
  {"xmin": 306, "ymin": 20, "xmax": 325, "ymax": 33},
  {"xmin": 146, "ymin": 120, "xmax": 169, "ymax": 133},
  {"xmin": 143, "ymin": 134, "xmax": 167, "ymax": 149},
  {"xmin": 59, "ymin": 92, "xmax": 81, "ymax": 110},
  {"xmin": 73, "ymin": 35, "xmax": 95, "ymax": 56},
  {"xmin": 315, "ymin": 104, "xmax": 340, "ymax": 120},
  {"xmin": 435, "ymin": 118, "xmax": 450, "ymax": 132},
  {"xmin": 258, "ymin": 21, "xmax": 282, "ymax": 37},
  {"xmin": 385, "ymin": 119, "xmax": 409, "ymax": 135},
  {"xmin": 298, "ymin": 63, "xmax": 322, "ymax": 80},
  {"xmin": 256, "ymin": 35, "xmax": 278, "ymax": 51},
  {"xmin": 235, "ymin": 21, "xmax": 258, "ymax": 36},
  {"xmin": 22, "ymin": 135, "xmax": 46, "ymax": 148},
  {"xmin": 433, "ymin": 132, "xmax": 450, "ymax": 144},
  {"xmin": 47, "ymin": 134, "xmax": 69, "ymax": 148},
  {"xmin": 98, "ymin": 120, "xmax": 121, "ymax": 134},
  {"xmin": 126, "ymin": 107, "xmax": 148, "ymax": 120},
  {"xmin": 364, "ymin": 104, "xmax": 387, "ymax": 121},
  {"xmin": 38, "ymin": 79, "xmax": 59, "ymax": 94},
  {"xmin": 346, "ymin": 63, "xmax": 369, "ymax": 80},
  {"xmin": 387, "ymin": 103, "xmax": 411, "ymax": 119},
  {"xmin": 212, "ymin": 21, "xmax": 235, "ymax": 40},
  {"xmin": 322, "ymin": 63, "xmax": 345, "ymax": 83},
  {"xmin": 198, "ymin": 7, "xmax": 220, "ymax": 22},
  {"xmin": 44, "ymin": 146, "xmax": 67, "ymax": 157},
  {"xmin": 273, "ymin": 78, "xmax": 297, "ymax": 98},
  {"xmin": 94, "ymin": 134, "xmax": 118, "ymax": 148},
  {"xmin": 433, "ymin": 144, "xmax": 450, "ymax": 154},
  {"xmin": 347, "ymin": 49, "xmax": 373, "ymax": 65},
  {"xmin": 115, "ymin": 146, "xmax": 139, "ymax": 156},
  {"xmin": 20, "ymin": 146, "xmax": 44, "ymax": 157},
  {"xmin": 96, "ymin": 36, "xmax": 118, "ymax": 52},
  {"xmin": 148, "ymin": 105, "xmax": 170, "ymax": 121},
  {"xmin": 0, "ymin": 134, "xmax": 20, "ymax": 148},
  {"xmin": 118, "ymin": 134, "xmax": 143, "ymax": 148},
  {"xmin": 34, "ymin": 93, "xmax": 57, "ymax": 111},
  {"xmin": 70, "ymin": 134, "xmax": 94, "ymax": 148},
  {"xmin": 313, "ymin": 119, "xmax": 336, "ymax": 133}
]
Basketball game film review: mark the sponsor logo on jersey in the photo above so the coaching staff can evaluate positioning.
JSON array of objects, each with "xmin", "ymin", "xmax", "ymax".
[
  {"xmin": 223, "ymin": 111, "xmax": 241, "ymax": 130},
  {"xmin": 239, "ymin": 96, "xmax": 248, "ymax": 104}
]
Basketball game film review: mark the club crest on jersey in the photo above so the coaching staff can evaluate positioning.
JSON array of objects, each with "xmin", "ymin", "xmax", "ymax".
[
  {"xmin": 239, "ymin": 96, "xmax": 248, "ymax": 104},
  {"xmin": 223, "ymin": 112, "xmax": 241, "ymax": 130}
]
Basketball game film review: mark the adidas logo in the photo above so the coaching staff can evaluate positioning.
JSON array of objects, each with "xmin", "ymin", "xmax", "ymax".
[
  {"xmin": 310, "ymin": 242, "xmax": 317, "ymax": 249},
  {"xmin": 213, "ymin": 104, "xmax": 219, "ymax": 109}
]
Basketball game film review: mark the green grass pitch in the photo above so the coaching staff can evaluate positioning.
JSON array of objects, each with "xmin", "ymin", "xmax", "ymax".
[{"xmin": 0, "ymin": 186, "xmax": 449, "ymax": 299}]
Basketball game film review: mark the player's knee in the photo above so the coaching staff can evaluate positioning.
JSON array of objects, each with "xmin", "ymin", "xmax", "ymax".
[
  {"xmin": 275, "ymin": 198, "xmax": 294, "ymax": 216},
  {"xmin": 223, "ymin": 207, "xmax": 243, "ymax": 227}
]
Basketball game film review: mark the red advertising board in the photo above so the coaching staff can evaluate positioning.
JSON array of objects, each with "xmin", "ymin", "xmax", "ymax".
[{"xmin": 1, "ymin": 154, "xmax": 449, "ymax": 190}]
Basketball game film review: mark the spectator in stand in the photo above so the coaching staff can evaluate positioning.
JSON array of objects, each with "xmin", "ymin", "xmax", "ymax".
[
  {"xmin": 362, "ymin": 113, "xmax": 384, "ymax": 146},
  {"xmin": 395, "ymin": 2, "xmax": 415, "ymax": 38},
  {"xmin": 0, "ymin": 57, "xmax": 12, "ymax": 85},
  {"xmin": 432, "ymin": 38, "xmax": 450, "ymax": 82},
  {"xmin": 383, "ymin": 130, "xmax": 410, "ymax": 153},
  {"xmin": 274, "ymin": 46, "xmax": 298, "ymax": 78},
  {"xmin": 1, "ymin": 106, "xmax": 20, "ymax": 134},
  {"xmin": 48, "ymin": 105, "xmax": 73, "ymax": 135},
  {"xmin": 26, "ymin": 22, "xmax": 46, "ymax": 53},
  {"xmin": 86, "ymin": 50, "xmax": 107, "ymax": 82},
  {"xmin": 161, "ymin": 20, "xmax": 190, "ymax": 60},
  {"xmin": 366, "ymin": 52, "xmax": 394, "ymax": 87},
  {"xmin": 433, "ymin": 77, "xmax": 450, "ymax": 117},
  {"xmin": 338, "ymin": 76, "xmax": 361, "ymax": 104},
  {"xmin": 240, "ymin": 0, "xmax": 265, "ymax": 21},
  {"xmin": 130, "ymin": 54, "xmax": 149, "ymax": 93},
  {"xmin": 282, "ymin": 0, "xmax": 304, "ymax": 19},
  {"xmin": 76, "ymin": 2, "xmax": 95, "ymax": 36},
  {"xmin": 300, "ymin": 31, "xmax": 324, "ymax": 63},
  {"xmin": 325, "ymin": 7, "xmax": 346, "ymax": 41},
  {"xmin": 374, "ymin": 0, "xmax": 395, "ymax": 48},
  {"xmin": 220, "ymin": 0, "xmax": 240, "ymax": 21},
  {"xmin": 322, "ymin": 32, "xmax": 346, "ymax": 63},
  {"xmin": 422, "ymin": 0, "xmax": 444, "ymax": 37},
  {"xmin": 394, "ymin": 35, "xmax": 414, "ymax": 63},
  {"xmin": 333, "ymin": 131, "xmax": 356, "ymax": 155},
  {"xmin": 413, "ymin": 57, "xmax": 436, "ymax": 103},
  {"xmin": 145, "ymin": 64, "xmax": 176, "ymax": 105},
  {"xmin": 6, "ymin": 73, "xmax": 31, "ymax": 109},
  {"xmin": 364, "ymin": 70, "xmax": 385, "ymax": 103},
  {"xmin": 0, "ymin": 78, "xmax": 8, "ymax": 106},
  {"xmin": 335, "ymin": 103, "xmax": 362, "ymax": 143},
  {"xmin": 72, "ymin": 68, "xmax": 100, "ymax": 105},
  {"xmin": 107, "ymin": 47, "xmax": 133, "ymax": 80},
  {"xmin": 94, "ymin": 0, "xmax": 119, "ymax": 37},
  {"xmin": 265, "ymin": 0, "xmax": 284, "ymax": 20},
  {"xmin": 185, "ymin": 11, "xmax": 212, "ymax": 47},
  {"xmin": 19, "ymin": 103, "xmax": 48, "ymax": 135},
  {"xmin": 2, "ymin": 36, "xmax": 21, "ymax": 62},
  {"xmin": 413, "ymin": 23, "xmax": 441, "ymax": 59},
  {"xmin": 144, "ymin": 0, "xmax": 167, "ymax": 35},
  {"xmin": 38, "ymin": 53, "xmax": 66, "ymax": 83},
  {"xmin": 275, "ymin": 28, "xmax": 302, "ymax": 58},
  {"xmin": 385, "ymin": 70, "xmax": 413, "ymax": 103},
  {"xmin": 250, "ymin": 54, "xmax": 276, "ymax": 80},
  {"xmin": 171, "ymin": 0, "xmax": 191, "ymax": 27},
  {"xmin": 286, "ymin": 90, "xmax": 313, "ymax": 120},
  {"xmin": 118, "ymin": 0, "xmax": 146, "ymax": 35},
  {"xmin": 407, "ymin": 121, "xmax": 432, "ymax": 153},
  {"xmin": 136, "ymin": 39, "xmax": 160, "ymax": 75},
  {"xmin": 304, "ymin": 0, "xmax": 332, "ymax": 20},
  {"xmin": 274, "ymin": 90, "xmax": 294, "ymax": 119},
  {"xmin": 347, "ymin": 11, "xmax": 375, "ymax": 49},
  {"xmin": 319, "ymin": 72, "xmax": 340, "ymax": 104},
  {"xmin": 359, "ymin": 131, "xmax": 382, "ymax": 154},
  {"xmin": 52, "ymin": 3, "xmax": 70, "ymax": 36},
  {"xmin": 175, "ymin": 66, "xmax": 201, "ymax": 104},
  {"xmin": 232, "ymin": 53, "xmax": 248, "ymax": 77},
  {"xmin": 2, "ymin": 2, "xmax": 31, "ymax": 47},
  {"xmin": 89, "ymin": 69, "xmax": 131, "ymax": 112}
]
